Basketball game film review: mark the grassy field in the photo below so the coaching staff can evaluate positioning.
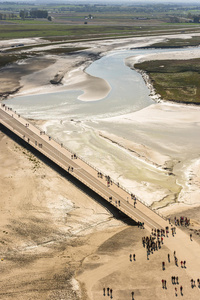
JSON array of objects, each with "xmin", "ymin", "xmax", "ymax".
[
  {"xmin": 134, "ymin": 59, "xmax": 200, "ymax": 104},
  {"xmin": 0, "ymin": 24, "xmax": 144, "ymax": 40},
  {"xmin": 140, "ymin": 36, "xmax": 200, "ymax": 48},
  {"xmin": 1, "ymin": 22, "xmax": 200, "ymax": 42}
]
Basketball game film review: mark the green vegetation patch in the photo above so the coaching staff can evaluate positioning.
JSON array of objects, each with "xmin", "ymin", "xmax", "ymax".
[
  {"xmin": 142, "ymin": 36, "xmax": 200, "ymax": 48},
  {"xmin": 134, "ymin": 59, "xmax": 200, "ymax": 104},
  {"xmin": 37, "ymin": 46, "xmax": 87, "ymax": 55}
]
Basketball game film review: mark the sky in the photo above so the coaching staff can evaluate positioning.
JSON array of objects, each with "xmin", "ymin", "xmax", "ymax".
[
  {"xmin": 0, "ymin": 0, "xmax": 198, "ymax": 3},
  {"xmin": 0, "ymin": 0, "xmax": 199, "ymax": 5}
]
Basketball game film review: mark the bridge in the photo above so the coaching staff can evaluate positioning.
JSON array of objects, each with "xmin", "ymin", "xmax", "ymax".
[{"xmin": 0, "ymin": 103, "xmax": 169, "ymax": 232}]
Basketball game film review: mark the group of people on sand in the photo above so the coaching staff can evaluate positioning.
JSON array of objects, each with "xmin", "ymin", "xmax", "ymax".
[
  {"xmin": 103, "ymin": 287, "xmax": 113, "ymax": 298},
  {"xmin": 103, "ymin": 287, "xmax": 134, "ymax": 299},
  {"xmin": 172, "ymin": 276, "xmax": 200, "ymax": 296},
  {"xmin": 142, "ymin": 234, "xmax": 161, "ymax": 254},
  {"xmin": 174, "ymin": 216, "xmax": 190, "ymax": 227},
  {"xmin": 191, "ymin": 278, "xmax": 200, "ymax": 288}
]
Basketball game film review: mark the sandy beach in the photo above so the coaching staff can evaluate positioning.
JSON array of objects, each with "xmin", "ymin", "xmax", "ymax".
[{"xmin": 1, "ymin": 33, "xmax": 200, "ymax": 299}]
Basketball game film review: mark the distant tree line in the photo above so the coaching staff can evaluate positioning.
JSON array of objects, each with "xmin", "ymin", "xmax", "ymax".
[
  {"xmin": 193, "ymin": 15, "xmax": 200, "ymax": 23},
  {"xmin": 169, "ymin": 14, "xmax": 200, "ymax": 23},
  {"xmin": 19, "ymin": 9, "xmax": 48, "ymax": 20},
  {"xmin": 0, "ymin": 13, "xmax": 17, "ymax": 20}
]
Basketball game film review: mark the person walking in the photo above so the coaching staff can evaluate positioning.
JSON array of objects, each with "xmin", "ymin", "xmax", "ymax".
[
  {"xmin": 110, "ymin": 288, "xmax": 113, "ymax": 299},
  {"xmin": 168, "ymin": 253, "xmax": 170, "ymax": 262},
  {"xmin": 197, "ymin": 278, "xmax": 200, "ymax": 288},
  {"xmin": 107, "ymin": 287, "xmax": 110, "ymax": 296},
  {"xmin": 191, "ymin": 279, "xmax": 193, "ymax": 288},
  {"xmin": 190, "ymin": 233, "xmax": 192, "ymax": 241},
  {"xmin": 175, "ymin": 256, "xmax": 178, "ymax": 266},
  {"xmin": 133, "ymin": 254, "xmax": 136, "ymax": 261},
  {"xmin": 175, "ymin": 287, "xmax": 177, "ymax": 296},
  {"xmin": 176, "ymin": 276, "xmax": 179, "ymax": 284},
  {"xmin": 183, "ymin": 260, "xmax": 186, "ymax": 268},
  {"xmin": 103, "ymin": 288, "xmax": 105, "ymax": 296},
  {"xmin": 162, "ymin": 261, "xmax": 165, "ymax": 270},
  {"xmin": 180, "ymin": 286, "xmax": 183, "ymax": 295},
  {"xmin": 164, "ymin": 280, "xmax": 167, "ymax": 289},
  {"xmin": 130, "ymin": 254, "xmax": 132, "ymax": 261}
]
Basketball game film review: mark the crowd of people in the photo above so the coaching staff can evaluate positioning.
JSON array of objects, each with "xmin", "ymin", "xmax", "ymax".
[{"xmin": 173, "ymin": 216, "xmax": 190, "ymax": 227}]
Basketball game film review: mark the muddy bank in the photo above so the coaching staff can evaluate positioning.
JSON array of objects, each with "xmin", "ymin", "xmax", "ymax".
[{"xmin": 0, "ymin": 56, "xmax": 56, "ymax": 99}]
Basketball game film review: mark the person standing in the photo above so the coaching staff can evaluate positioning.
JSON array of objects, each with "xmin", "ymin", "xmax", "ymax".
[{"xmin": 162, "ymin": 279, "xmax": 164, "ymax": 288}]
